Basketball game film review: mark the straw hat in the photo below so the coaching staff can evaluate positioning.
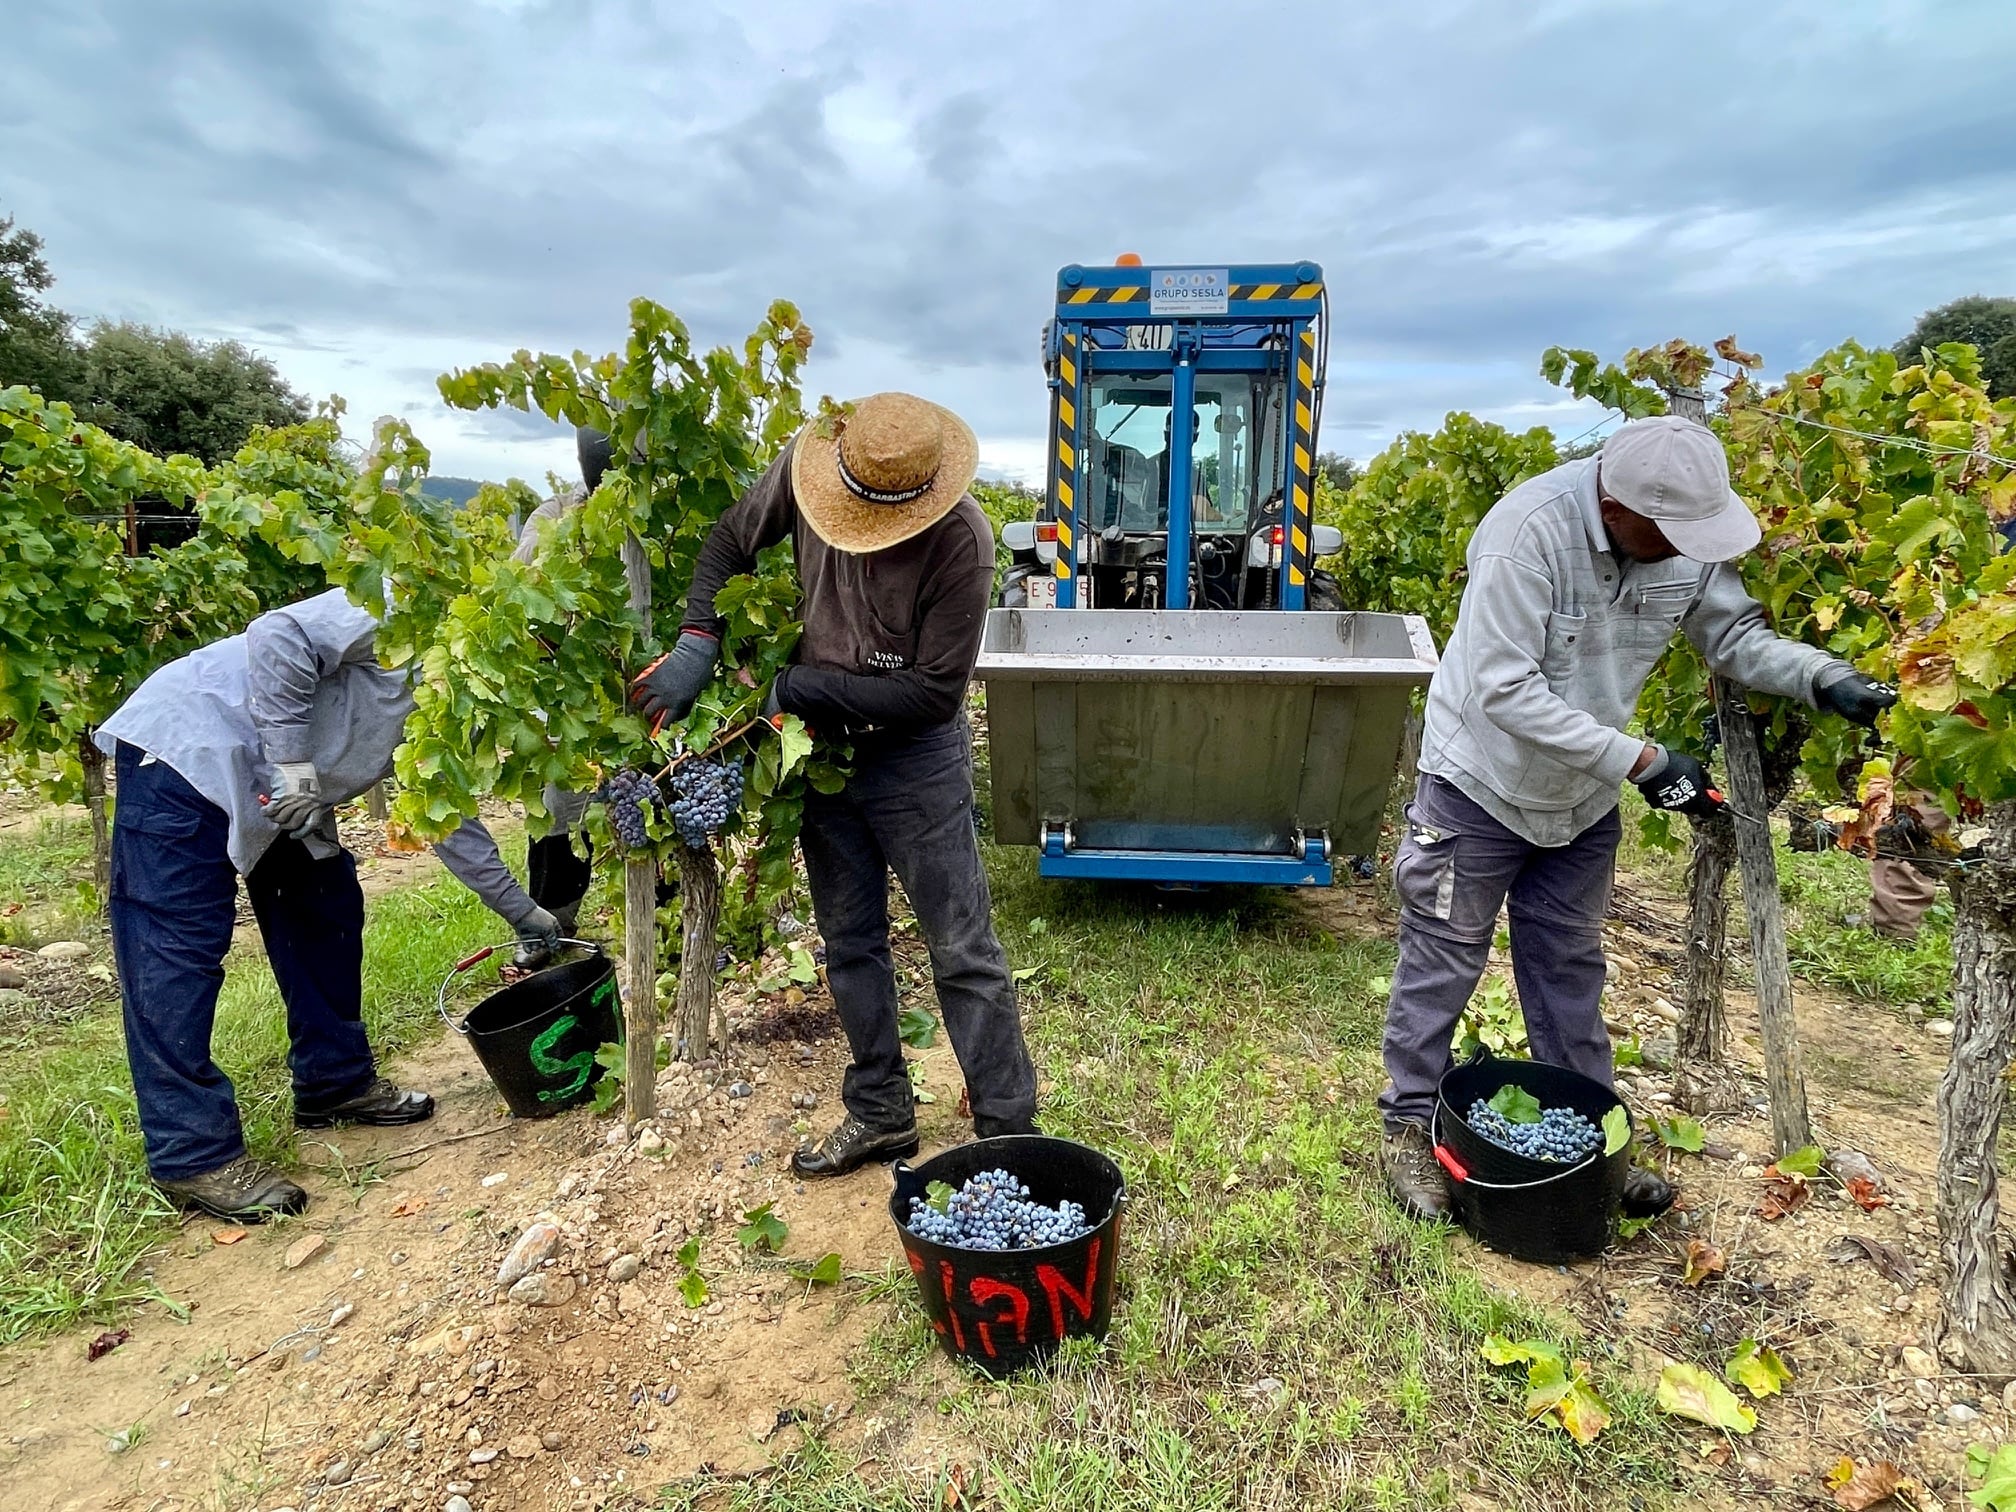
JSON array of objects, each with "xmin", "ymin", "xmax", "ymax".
[{"xmin": 790, "ymin": 392, "xmax": 979, "ymax": 554}]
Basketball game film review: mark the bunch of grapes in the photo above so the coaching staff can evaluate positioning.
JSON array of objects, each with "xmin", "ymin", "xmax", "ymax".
[
  {"xmin": 599, "ymin": 768, "xmax": 661, "ymax": 850},
  {"xmin": 905, "ymin": 1168, "xmax": 1092, "ymax": 1251},
  {"xmin": 1467, "ymin": 1099, "xmax": 1602, "ymax": 1164},
  {"xmin": 668, "ymin": 756, "xmax": 745, "ymax": 850}
]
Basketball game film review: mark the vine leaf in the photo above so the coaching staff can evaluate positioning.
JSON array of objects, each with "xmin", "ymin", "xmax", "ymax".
[
  {"xmin": 1725, "ymin": 1338, "xmax": 1793, "ymax": 1399},
  {"xmin": 1657, "ymin": 1362, "xmax": 1757, "ymax": 1433}
]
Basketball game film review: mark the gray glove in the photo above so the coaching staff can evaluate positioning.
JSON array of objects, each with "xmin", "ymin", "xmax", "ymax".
[
  {"xmin": 512, "ymin": 905, "xmax": 564, "ymax": 970},
  {"xmin": 266, "ymin": 762, "xmax": 328, "ymax": 834}
]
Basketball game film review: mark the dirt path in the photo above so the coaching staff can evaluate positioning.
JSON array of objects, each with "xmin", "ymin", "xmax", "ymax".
[{"xmin": 0, "ymin": 937, "xmax": 974, "ymax": 1512}]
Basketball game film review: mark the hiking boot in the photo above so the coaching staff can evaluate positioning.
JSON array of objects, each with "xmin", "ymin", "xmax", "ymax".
[
  {"xmin": 157, "ymin": 1156, "xmax": 308, "ymax": 1224},
  {"xmin": 1622, "ymin": 1164, "xmax": 1676, "ymax": 1218},
  {"xmin": 790, "ymin": 1115, "xmax": 920, "ymax": 1179},
  {"xmin": 1382, "ymin": 1120, "xmax": 1452, "ymax": 1223},
  {"xmin": 295, "ymin": 1077, "xmax": 435, "ymax": 1129}
]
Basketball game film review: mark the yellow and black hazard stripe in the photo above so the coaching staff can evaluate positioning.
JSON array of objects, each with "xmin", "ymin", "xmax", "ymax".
[
  {"xmin": 1053, "ymin": 329, "xmax": 1079, "ymax": 582},
  {"xmin": 1288, "ymin": 325, "xmax": 1317, "ymax": 591},
  {"xmin": 1057, "ymin": 280, "xmax": 1323, "ymax": 306}
]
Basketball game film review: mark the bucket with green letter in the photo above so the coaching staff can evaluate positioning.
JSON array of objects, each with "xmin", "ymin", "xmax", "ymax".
[{"xmin": 436, "ymin": 942, "xmax": 620, "ymax": 1118}]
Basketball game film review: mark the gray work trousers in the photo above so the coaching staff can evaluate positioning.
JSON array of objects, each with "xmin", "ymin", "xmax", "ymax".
[{"xmin": 1378, "ymin": 774, "xmax": 1619, "ymax": 1131}]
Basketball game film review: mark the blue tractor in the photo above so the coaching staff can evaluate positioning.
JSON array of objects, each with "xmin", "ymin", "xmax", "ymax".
[{"xmin": 975, "ymin": 260, "xmax": 1439, "ymax": 887}]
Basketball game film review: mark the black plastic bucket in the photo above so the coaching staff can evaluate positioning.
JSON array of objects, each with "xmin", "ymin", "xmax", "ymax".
[
  {"xmin": 437, "ymin": 942, "xmax": 620, "ymax": 1119},
  {"xmin": 889, "ymin": 1135, "xmax": 1126, "ymax": 1379},
  {"xmin": 1433, "ymin": 1052, "xmax": 1631, "ymax": 1264}
]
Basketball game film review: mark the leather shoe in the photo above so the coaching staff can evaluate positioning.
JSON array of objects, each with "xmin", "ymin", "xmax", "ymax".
[
  {"xmin": 974, "ymin": 1115, "xmax": 1039, "ymax": 1139},
  {"xmin": 157, "ymin": 1155, "xmax": 309, "ymax": 1223},
  {"xmin": 295, "ymin": 1077, "xmax": 435, "ymax": 1129},
  {"xmin": 1382, "ymin": 1120, "xmax": 1453, "ymax": 1223},
  {"xmin": 1622, "ymin": 1164, "xmax": 1676, "ymax": 1218},
  {"xmin": 791, "ymin": 1115, "xmax": 920, "ymax": 1179}
]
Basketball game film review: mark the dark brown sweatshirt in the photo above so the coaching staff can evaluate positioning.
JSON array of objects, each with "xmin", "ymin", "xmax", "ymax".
[{"xmin": 681, "ymin": 442, "xmax": 995, "ymax": 731}]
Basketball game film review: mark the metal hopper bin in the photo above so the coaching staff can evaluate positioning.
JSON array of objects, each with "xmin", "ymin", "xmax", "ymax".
[{"xmin": 976, "ymin": 608, "xmax": 1439, "ymax": 885}]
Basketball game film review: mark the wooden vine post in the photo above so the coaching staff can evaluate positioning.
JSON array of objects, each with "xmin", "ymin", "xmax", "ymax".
[
  {"xmin": 674, "ymin": 846, "xmax": 722, "ymax": 1061},
  {"xmin": 620, "ymin": 523, "xmax": 658, "ymax": 1124},
  {"xmin": 79, "ymin": 734, "xmax": 111, "ymax": 905},
  {"xmin": 1673, "ymin": 810, "xmax": 1737, "ymax": 1109},
  {"xmin": 1667, "ymin": 384, "xmax": 1811, "ymax": 1153}
]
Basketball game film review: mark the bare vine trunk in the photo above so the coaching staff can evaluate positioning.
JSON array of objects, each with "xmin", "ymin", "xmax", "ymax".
[
  {"xmin": 1673, "ymin": 811, "xmax": 1741, "ymax": 1112},
  {"xmin": 1938, "ymin": 802, "xmax": 2016, "ymax": 1372},
  {"xmin": 80, "ymin": 734, "xmax": 110, "ymax": 912},
  {"xmin": 675, "ymin": 845, "xmax": 723, "ymax": 1062},
  {"xmin": 621, "ymin": 521, "xmax": 659, "ymax": 1123},
  {"xmin": 366, "ymin": 781, "xmax": 389, "ymax": 822}
]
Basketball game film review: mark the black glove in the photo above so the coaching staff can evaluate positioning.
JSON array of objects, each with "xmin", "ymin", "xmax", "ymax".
[
  {"xmin": 1633, "ymin": 750, "xmax": 1727, "ymax": 818},
  {"xmin": 1817, "ymin": 670, "xmax": 1897, "ymax": 727},
  {"xmin": 511, "ymin": 905, "xmax": 563, "ymax": 970},
  {"xmin": 629, "ymin": 630, "xmax": 719, "ymax": 735}
]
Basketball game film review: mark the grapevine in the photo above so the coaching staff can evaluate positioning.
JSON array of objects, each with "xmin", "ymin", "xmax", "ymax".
[
  {"xmin": 668, "ymin": 757, "xmax": 745, "ymax": 850},
  {"xmin": 598, "ymin": 768, "xmax": 662, "ymax": 851},
  {"xmin": 904, "ymin": 1169, "xmax": 1093, "ymax": 1252}
]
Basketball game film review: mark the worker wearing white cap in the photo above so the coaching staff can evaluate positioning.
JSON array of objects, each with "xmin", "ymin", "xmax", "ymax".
[{"xmin": 1378, "ymin": 414, "xmax": 1893, "ymax": 1225}]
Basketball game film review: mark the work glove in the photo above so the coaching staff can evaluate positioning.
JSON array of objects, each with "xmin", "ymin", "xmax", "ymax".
[
  {"xmin": 1633, "ymin": 750, "xmax": 1727, "ymax": 818},
  {"xmin": 265, "ymin": 762, "xmax": 328, "ymax": 834},
  {"xmin": 511, "ymin": 905, "xmax": 564, "ymax": 971},
  {"xmin": 629, "ymin": 630, "xmax": 719, "ymax": 735},
  {"xmin": 1817, "ymin": 669, "xmax": 1897, "ymax": 728},
  {"xmin": 761, "ymin": 669, "xmax": 790, "ymax": 721}
]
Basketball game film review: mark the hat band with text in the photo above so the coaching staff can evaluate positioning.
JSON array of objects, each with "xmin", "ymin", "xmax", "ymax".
[{"xmin": 836, "ymin": 445, "xmax": 935, "ymax": 505}]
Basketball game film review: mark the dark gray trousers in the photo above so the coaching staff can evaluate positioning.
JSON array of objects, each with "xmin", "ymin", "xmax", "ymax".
[
  {"xmin": 1378, "ymin": 774, "xmax": 1618, "ymax": 1131},
  {"xmin": 799, "ymin": 719, "xmax": 1037, "ymax": 1133}
]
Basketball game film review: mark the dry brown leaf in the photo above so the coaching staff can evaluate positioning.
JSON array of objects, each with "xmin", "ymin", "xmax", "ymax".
[
  {"xmin": 1758, "ymin": 1175, "xmax": 1811, "ymax": 1221},
  {"xmin": 1836, "ymin": 772, "xmax": 1897, "ymax": 859},
  {"xmin": 86, "ymin": 1328, "xmax": 129, "ymax": 1361},
  {"xmin": 1846, "ymin": 1176, "xmax": 1889, "ymax": 1212},
  {"xmin": 1701, "ymin": 1440, "xmax": 1732, "ymax": 1468},
  {"xmin": 1681, "ymin": 1239, "xmax": 1726, "ymax": 1287},
  {"xmin": 382, "ymin": 820, "xmax": 426, "ymax": 855},
  {"xmin": 1836, "ymin": 1233, "xmax": 1918, "ymax": 1289},
  {"xmin": 1827, "ymin": 1456, "xmax": 1913, "ymax": 1510},
  {"xmin": 1714, "ymin": 336, "xmax": 1763, "ymax": 368},
  {"xmin": 388, "ymin": 1198, "xmax": 427, "ymax": 1218},
  {"xmin": 212, "ymin": 1226, "xmax": 249, "ymax": 1246}
]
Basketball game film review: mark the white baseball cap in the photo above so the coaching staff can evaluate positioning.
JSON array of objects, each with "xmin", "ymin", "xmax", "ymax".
[{"xmin": 1597, "ymin": 415, "xmax": 1762, "ymax": 562}]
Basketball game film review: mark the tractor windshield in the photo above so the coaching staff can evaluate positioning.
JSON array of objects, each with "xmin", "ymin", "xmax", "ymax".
[{"xmin": 1085, "ymin": 374, "xmax": 1265, "ymax": 534}]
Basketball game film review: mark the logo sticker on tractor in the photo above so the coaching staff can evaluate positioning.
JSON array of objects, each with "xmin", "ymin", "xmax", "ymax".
[
  {"xmin": 529, "ymin": 1013, "xmax": 595, "ymax": 1103},
  {"xmin": 1149, "ymin": 270, "xmax": 1228, "ymax": 316}
]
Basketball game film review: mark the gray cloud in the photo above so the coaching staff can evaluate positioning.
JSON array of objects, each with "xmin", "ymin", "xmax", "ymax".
[{"xmin": 7, "ymin": 0, "xmax": 2013, "ymax": 483}]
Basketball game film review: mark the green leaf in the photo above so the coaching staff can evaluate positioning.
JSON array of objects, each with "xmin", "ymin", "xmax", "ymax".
[
  {"xmin": 926, "ymin": 1181, "xmax": 956, "ymax": 1215},
  {"xmin": 793, "ymin": 1251, "xmax": 844, "ymax": 1286},
  {"xmin": 1611, "ymin": 1035, "xmax": 1645, "ymax": 1069},
  {"xmin": 677, "ymin": 1235, "xmax": 701, "ymax": 1270},
  {"xmin": 1617, "ymin": 1214, "xmax": 1656, "ymax": 1241},
  {"xmin": 1649, "ymin": 1114, "xmax": 1706, "ymax": 1153},
  {"xmin": 1481, "ymin": 1334, "xmax": 1564, "ymax": 1370},
  {"xmin": 1968, "ymin": 1443, "xmax": 2016, "ymax": 1510},
  {"xmin": 898, "ymin": 1005, "xmax": 938, "ymax": 1049},
  {"xmin": 1774, "ymin": 1144, "xmax": 1824, "ymax": 1179},
  {"xmin": 1488, "ymin": 1084, "xmax": 1543, "ymax": 1125},
  {"xmin": 1725, "ymin": 1339, "xmax": 1793, "ymax": 1399},
  {"xmin": 1602, "ymin": 1106, "xmax": 1630, "ymax": 1157},
  {"xmin": 678, "ymin": 1268, "xmax": 709, "ymax": 1308},
  {"xmin": 1656, "ymin": 1362, "xmax": 1757, "ymax": 1433},
  {"xmin": 737, "ymin": 1201, "xmax": 787, "ymax": 1253},
  {"xmin": 775, "ymin": 713, "xmax": 813, "ymax": 779}
]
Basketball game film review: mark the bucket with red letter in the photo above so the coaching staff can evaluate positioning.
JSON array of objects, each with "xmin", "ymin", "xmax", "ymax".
[{"xmin": 888, "ymin": 1135, "xmax": 1126, "ymax": 1378}]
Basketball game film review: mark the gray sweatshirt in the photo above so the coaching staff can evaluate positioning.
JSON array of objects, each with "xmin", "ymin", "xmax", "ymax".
[
  {"xmin": 1419, "ymin": 458, "xmax": 1848, "ymax": 846},
  {"xmin": 96, "ymin": 589, "xmax": 540, "ymax": 924}
]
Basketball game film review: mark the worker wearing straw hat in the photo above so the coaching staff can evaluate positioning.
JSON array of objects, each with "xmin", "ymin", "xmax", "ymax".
[{"xmin": 631, "ymin": 394, "xmax": 1039, "ymax": 1176}]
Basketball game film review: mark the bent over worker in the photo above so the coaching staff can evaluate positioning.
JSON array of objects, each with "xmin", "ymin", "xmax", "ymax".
[
  {"xmin": 98, "ymin": 589, "xmax": 563, "ymax": 1223},
  {"xmin": 1378, "ymin": 415, "xmax": 1894, "ymax": 1224},
  {"xmin": 630, "ymin": 393, "xmax": 1038, "ymax": 1177}
]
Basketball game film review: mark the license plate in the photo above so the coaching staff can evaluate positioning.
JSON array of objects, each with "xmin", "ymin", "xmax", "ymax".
[{"xmin": 1026, "ymin": 575, "xmax": 1058, "ymax": 609}]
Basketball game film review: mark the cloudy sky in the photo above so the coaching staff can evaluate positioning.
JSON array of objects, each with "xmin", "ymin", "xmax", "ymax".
[{"xmin": 8, "ymin": 0, "xmax": 2013, "ymax": 487}]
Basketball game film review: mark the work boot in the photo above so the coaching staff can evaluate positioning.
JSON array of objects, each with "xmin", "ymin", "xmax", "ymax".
[
  {"xmin": 157, "ymin": 1155, "xmax": 309, "ymax": 1224},
  {"xmin": 974, "ymin": 1114, "xmax": 1040, "ymax": 1139},
  {"xmin": 295, "ymin": 1077, "xmax": 435, "ymax": 1130},
  {"xmin": 1622, "ymin": 1164, "xmax": 1676, "ymax": 1219},
  {"xmin": 791, "ymin": 1115, "xmax": 920, "ymax": 1179},
  {"xmin": 1381, "ymin": 1120, "xmax": 1453, "ymax": 1224}
]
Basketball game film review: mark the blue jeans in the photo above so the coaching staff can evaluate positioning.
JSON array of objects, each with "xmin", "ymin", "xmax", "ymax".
[
  {"xmin": 799, "ymin": 720, "xmax": 1037, "ymax": 1133},
  {"xmin": 109, "ymin": 743, "xmax": 377, "ymax": 1180},
  {"xmin": 1378, "ymin": 774, "xmax": 1619, "ymax": 1130}
]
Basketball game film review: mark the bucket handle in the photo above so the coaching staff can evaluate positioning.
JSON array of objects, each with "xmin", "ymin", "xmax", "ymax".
[
  {"xmin": 435, "ymin": 938, "xmax": 603, "ymax": 1035},
  {"xmin": 1429, "ymin": 1106, "xmax": 1598, "ymax": 1192}
]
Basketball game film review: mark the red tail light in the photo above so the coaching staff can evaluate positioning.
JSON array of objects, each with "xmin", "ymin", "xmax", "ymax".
[
  {"xmin": 1035, "ymin": 522, "xmax": 1059, "ymax": 543},
  {"xmin": 1268, "ymin": 526, "xmax": 1285, "ymax": 547}
]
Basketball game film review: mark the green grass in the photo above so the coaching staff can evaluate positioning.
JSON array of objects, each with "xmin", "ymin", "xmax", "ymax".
[
  {"xmin": 777, "ymin": 853, "xmax": 1683, "ymax": 1511},
  {"xmin": 1780, "ymin": 846, "xmax": 1952, "ymax": 1010},
  {"xmin": 0, "ymin": 809, "xmax": 97, "ymax": 946},
  {"xmin": 0, "ymin": 863, "xmax": 501, "ymax": 1344}
]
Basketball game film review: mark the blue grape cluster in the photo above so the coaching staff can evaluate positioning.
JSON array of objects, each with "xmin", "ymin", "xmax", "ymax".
[
  {"xmin": 904, "ymin": 1168, "xmax": 1092, "ymax": 1252},
  {"xmin": 669, "ymin": 757, "xmax": 745, "ymax": 849},
  {"xmin": 599, "ymin": 768, "xmax": 660, "ymax": 850},
  {"xmin": 1467, "ymin": 1100, "xmax": 1601, "ymax": 1164}
]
